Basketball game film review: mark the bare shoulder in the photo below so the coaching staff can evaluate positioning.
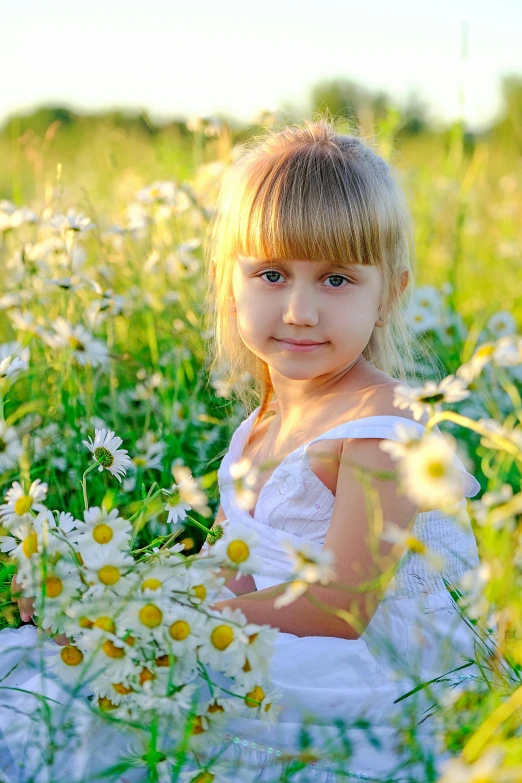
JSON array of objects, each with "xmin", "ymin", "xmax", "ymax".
[{"xmin": 366, "ymin": 379, "xmax": 431, "ymax": 427}]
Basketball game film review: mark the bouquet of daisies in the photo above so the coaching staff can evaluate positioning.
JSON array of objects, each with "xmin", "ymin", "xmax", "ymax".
[{"xmin": 0, "ymin": 428, "xmax": 282, "ymax": 776}]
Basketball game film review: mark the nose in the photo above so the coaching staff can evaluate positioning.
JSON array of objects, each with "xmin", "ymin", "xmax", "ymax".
[{"xmin": 282, "ymin": 283, "xmax": 319, "ymax": 327}]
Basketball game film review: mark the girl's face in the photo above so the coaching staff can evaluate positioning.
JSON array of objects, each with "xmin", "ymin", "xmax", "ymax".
[{"xmin": 231, "ymin": 257, "xmax": 384, "ymax": 380}]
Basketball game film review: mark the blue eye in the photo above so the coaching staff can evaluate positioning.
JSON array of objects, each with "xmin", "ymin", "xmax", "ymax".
[{"xmin": 259, "ymin": 270, "xmax": 351, "ymax": 287}]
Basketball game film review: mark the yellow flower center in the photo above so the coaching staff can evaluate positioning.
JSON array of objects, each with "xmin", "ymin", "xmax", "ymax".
[
  {"xmin": 60, "ymin": 645, "xmax": 83, "ymax": 666},
  {"xmin": 207, "ymin": 701, "xmax": 225, "ymax": 714},
  {"xmin": 93, "ymin": 616, "xmax": 116, "ymax": 633},
  {"xmin": 406, "ymin": 536, "xmax": 426, "ymax": 554},
  {"xmin": 79, "ymin": 616, "xmax": 93, "ymax": 628},
  {"xmin": 476, "ymin": 345, "xmax": 495, "ymax": 359},
  {"xmin": 192, "ymin": 584, "xmax": 206, "ymax": 601},
  {"xmin": 92, "ymin": 523, "xmax": 113, "ymax": 544},
  {"xmin": 45, "ymin": 576, "xmax": 63, "ymax": 598},
  {"xmin": 427, "ymin": 461, "xmax": 446, "ymax": 479},
  {"xmin": 245, "ymin": 685, "xmax": 265, "ymax": 708},
  {"xmin": 191, "ymin": 716, "xmax": 205, "ymax": 735},
  {"xmin": 139, "ymin": 604, "xmax": 163, "ymax": 628},
  {"xmin": 98, "ymin": 565, "xmax": 120, "ymax": 585},
  {"xmin": 155, "ymin": 654, "xmax": 177, "ymax": 667},
  {"xmin": 210, "ymin": 624, "xmax": 234, "ymax": 651},
  {"xmin": 102, "ymin": 640, "xmax": 125, "ymax": 659},
  {"xmin": 248, "ymin": 632, "xmax": 258, "ymax": 644},
  {"xmin": 227, "ymin": 540, "xmax": 249, "ymax": 563},
  {"xmin": 22, "ymin": 531, "xmax": 38, "ymax": 558},
  {"xmin": 133, "ymin": 456, "xmax": 147, "ymax": 467},
  {"xmin": 242, "ymin": 658, "xmax": 252, "ymax": 673},
  {"xmin": 192, "ymin": 773, "xmax": 215, "ymax": 783},
  {"xmin": 68, "ymin": 336, "xmax": 85, "ymax": 352},
  {"xmin": 139, "ymin": 667, "xmax": 156, "ymax": 686},
  {"xmin": 141, "ymin": 578, "xmax": 162, "ymax": 591},
  {"xmin": 169, "ymin": 620, "xmax": 190, "ymax": 641},
  {"xmin": 14, "ymin": 495, "xmax": 33, "ymax": 516},
  {"xmin": 98, "ymin": 696, "xmax": 117, "ymax": 711},
  {"xmin": 113, "ymin": 682, "xmax": 133, "ymax": 695}
]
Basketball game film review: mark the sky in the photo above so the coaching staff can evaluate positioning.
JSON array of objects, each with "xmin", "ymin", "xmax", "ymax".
[{"xmin": 2, "ymin": 0, "xmax": 521, "ymax": 131}]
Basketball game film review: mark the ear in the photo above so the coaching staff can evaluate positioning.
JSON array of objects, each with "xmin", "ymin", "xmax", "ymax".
[
  {"xmin": 399, "ymin": 267, "xmax": 409, "ymax": 295},
  {"xmin": 210, "ymin": 259, "xmax": 216, "ymax": 280}
]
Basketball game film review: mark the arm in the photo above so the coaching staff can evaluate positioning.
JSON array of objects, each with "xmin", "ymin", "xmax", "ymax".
[
  {"xmin": 207, "ymin": 503, "xmax": 257, "ymax": 597},
  {"xmin": 212, "ymin": 437, "xmax": 420, "ymax": 638}
]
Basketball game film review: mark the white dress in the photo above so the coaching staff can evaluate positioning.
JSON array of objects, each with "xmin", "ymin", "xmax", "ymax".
[
  {"xmin": 0, "ymin": 410, "xmax": 481, "ymax": 782},
  {"xmin": 193, "ymin": 409, "xmax": 482, "ymax": 781}
]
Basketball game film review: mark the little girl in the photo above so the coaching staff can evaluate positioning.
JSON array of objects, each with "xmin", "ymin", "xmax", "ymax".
[
  {"xmin": 191, "ymin": 118, "xmax": 481, "ymax": 780},
  {"xmin": 0, "ymin": 119, "xmax": 481, "ymax": 783}
]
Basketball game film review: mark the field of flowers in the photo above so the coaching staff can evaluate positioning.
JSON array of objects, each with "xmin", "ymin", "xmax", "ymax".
[{"xmin": 0, "ymin": 111, "xmax": 521, "ymax": 781}]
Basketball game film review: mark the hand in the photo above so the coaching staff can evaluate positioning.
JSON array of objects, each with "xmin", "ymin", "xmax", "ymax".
[{"xmin": 11, "ymin": 574, "xmax": 69, "ymax": 646}]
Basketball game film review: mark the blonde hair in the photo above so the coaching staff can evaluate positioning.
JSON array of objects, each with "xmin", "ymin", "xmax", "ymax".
[{"xmin": 203, "ymin": 116, "xmax": 438, "ymax": 438}]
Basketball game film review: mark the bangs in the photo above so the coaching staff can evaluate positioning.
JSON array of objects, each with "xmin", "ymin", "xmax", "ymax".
[{"xmin": 230, "ymin": 147, "xmax": 384, "ymax": 268}]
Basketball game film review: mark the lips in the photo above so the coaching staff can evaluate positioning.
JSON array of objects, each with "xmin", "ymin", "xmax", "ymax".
[{"xmin": 276, "ymin": 339, "xmax": 325, "ymax": 345}]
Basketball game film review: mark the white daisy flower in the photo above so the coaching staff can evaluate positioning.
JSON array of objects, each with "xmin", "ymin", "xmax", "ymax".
[
  {"xmin": 32, "ymin": 559, "xmax": 83, "ymax": 633},
  {"xmin": 160, "ymin": 483, "xmax": 192, "ymax": 530},
  {"xmin": 135, "ymin": 181, "xmax": 177, "ymax": 204},
  {"xmin": 71, "ymin": 506, "xmax": 132, "ymax": 556},
  {"xmin": 379, "ymin": 421, "xmax": 425, "ymax": 461},
  {"xmin": 233, "ymin": 680, "xmax": 283, "ymax": 724},
  {"xmin": 229, "ymin": 456, "xmax": 260, "ymax": 511},
  {"xmin": 43, "ymin": 317, "xmax": 109, "ymax": 367},
  {"xmin": 161, "ymin": 603, "xmax": 207, "ymax": 655},
  {"xmin": 171, "ymin": 463, "xmax": 212, "ymax": 518},
  {"xmin": 471, "ymin": 484, "xmax": 513, "ymax": 528},
  {"xmin": 186, "ymin": 708, "xmax": 236, "ymax": 754},
  {"xmin": 493, "ymin": 334, "xmax": 522, "ymax": 367},
  {"xmin": 405, "ymin": 304, "xmax": 440, "ymax": 334},
  {"xmin": 82, "ymin": 549, "xmax": 137, "ymax": 598},
  {"xmin": 47, "ymin": 209, "xmax": 94, "ymax": 234},
  {"xmin": 77, "ymin": 632, "xmax": 139, "ymax": 685},
  {"xmin": 211, "ymin": 522, "xmax": 264, "ymax": 579},
  {"xmin": 0, "ymin": 354, "xmax": 28, "ymax": 381},
  {"xmin": 486, "ymin": 310, "xmax": 517, "ymax": 339},
  {"xmin": 82, "ymin": 428, "xmax": 132, "ymax": 483},
  {"xmin": 118, "ymin": 598, "xmax": 169, "ymax": 645},
  {"xmin": 135, "ymin": 562, "xmax": 184, "ymax": 598},
  {"xmin": 233, "ymin": 622, "xmax": 279, "ymax": 682},
  {"xmin": 0, "ymin": 478, "xmax": 48, "ymax": 529},
  {"xmin": 412, "ymin": 285, "xmax": 443, "ymax": 312},
  {"xmin": 392, "ymin": 375, "xmax": 470, "ymax": 422},
  {"xmin": 456, "ymin": 342, "xmax": 496, "ymax": 383},
  {"xmin": 196, "ymin": 606, "xmax": 248, "ymax": 674},
  {"xmin": 381, "ymin": 520, "xmax": 446, "ymax": 572},
  {"xmin": 47, "ymin": 643, "xmax": 92, "ymax": 686},
  {"xmin": 128, "ymin": 431, "xmax": 166, "ymax": 472},
  {"xmin": 395, "ymin": 431, "xmax": 471, "ymax": 510},
  {"xmin": 0, "ymin": 421, "xmax": 23, "ymax": 471}
]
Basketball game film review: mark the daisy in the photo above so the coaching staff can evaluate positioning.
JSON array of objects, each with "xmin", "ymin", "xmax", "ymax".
[
  {"xmin": 135, "ymin": 181, "xmax": 177, "ymax": 204},
  {"xmin": 71, "ymin": 506, "xmax": 131, "ymax": 556},
  {"xmin": 82, "ymin": 549, "xmax": 137, "ymax": 598},
  {"xmin": 82, "ymin": 428, "xmax": 132, "ymax": 483},
  {"xmin": 392, "ymin": 375, "xmax": 470, "ymax": 422},
  {"xmin": 0, "ymin": 478, "xmax": 48, "ymax": 529},
  {"xmin": 161, "ymin": 604, "xmax": 207, "ymax": 656},
  {"xmin": 493, "ymin": 334, "xmax": 522, "ymax": 367},
  {"xmin": 405, "ymin": 304, "xmax": 440, "ymax": 334},
  {"xmin": 229, "ymin": 456, "xmax": 260, "ymax": 511},
  {"xmin": 211, "ymin": 522, "xmax": 264, "ymax": 579},
  {"xmin": 172, "ymin": 464, "xmax": 212, "ymax": 518},
  {"xmin": 379, "ymin": 421, "xmax": 425, "ymax": 461},
  {"xmin": 486, "ymin": 310, "xmax": 517, "ymax": 339},
  {"xmin": 196, "ymin": 606, "xmax": 248, "ymax": 674},
  {"xmin": 43, "ymin": 317, "xmax": 109, "ymax": 367},
  {"xmin": 47, "ymin": 642, "xmax": 90, "ymax": 686},
  {"xmin": 394, "ymin": 431, "xmax": 472, "ymax": 510},
  {"xmin": 129, "ymin": 432, "xmax": 167, "ymax": 472},
  {"xmin": 135, "ymin": 562, "xmax": 184, "ymax": 598},
  {"xmin": 234, "ymin": 680, "xmax": 283, "ymax": 724},
  {"xmin": 32, "ymin": 559, "xmax": 84, "ymax": 633},
  {"xmin": 233, "ymin": 622, "xmax": 279, "ymax": 681},
  {"xmin": 412, "ymin": 285, "xmax": 443, "ymax": 313},
  {"xmin": 456, "ymin": 342, "xmax": 496, "ymax": 383},
  {"xmin": 47, "ymin": 209, "xmax": 94, "ymax": 234},
  {"xmin": 0, "ymin": 421, "xmax": 23, "ymax": 471},
  {"xmin": 0, "ymin": 354, "xmax": 28, "ymax": 382},
  {"xmin": 381, "ymin": 520, "xmax": 446, "ymax": 572},
  {"xmin": 118, "ymin": 597, "xmax": 169, "ymax": 645}
]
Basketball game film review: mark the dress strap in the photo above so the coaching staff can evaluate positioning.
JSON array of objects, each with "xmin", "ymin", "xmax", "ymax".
[{"xmin": 305, "ymin": 414, "xmax": 480, "ymax": 499}]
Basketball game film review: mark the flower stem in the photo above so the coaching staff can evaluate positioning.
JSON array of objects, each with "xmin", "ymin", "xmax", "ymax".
[{"xmin": 81, "ymin": 460, "xmax": 101, "ymax": 510}]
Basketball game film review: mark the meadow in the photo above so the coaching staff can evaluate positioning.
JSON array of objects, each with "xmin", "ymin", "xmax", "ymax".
[{"xmin": 0, "ymin": 107, "xmax": 521, "ymax": 781}]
